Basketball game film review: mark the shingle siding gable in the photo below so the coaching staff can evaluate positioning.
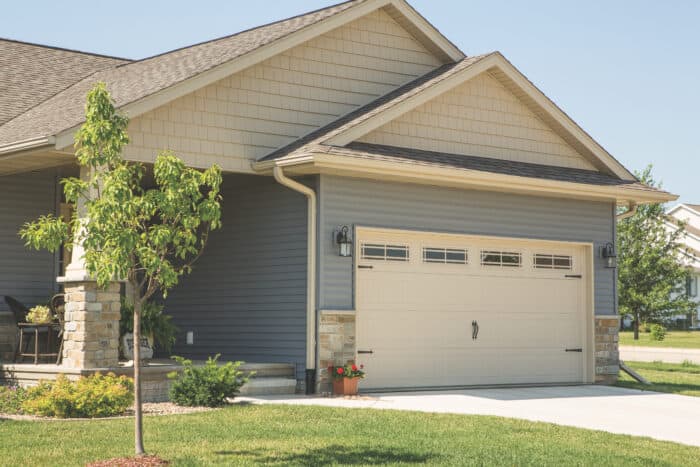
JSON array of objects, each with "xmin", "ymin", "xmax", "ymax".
[{"xmin": 123, "ymin": 8, "xmax": 443, "ymax": 171}]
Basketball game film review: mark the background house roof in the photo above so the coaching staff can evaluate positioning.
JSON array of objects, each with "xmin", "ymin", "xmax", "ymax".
[{"xmin": 0, "ymin": 38, "xmax": 129, "ymax": 126}]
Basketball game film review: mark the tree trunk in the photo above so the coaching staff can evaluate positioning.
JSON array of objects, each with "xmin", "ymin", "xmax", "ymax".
[
  {"xmin": 133, "ymin": 295, "xmax": 146, "ymax": 456},
  {"xmin": 633, "ymin": 312, "xmax": 640, "ymax": 340}
]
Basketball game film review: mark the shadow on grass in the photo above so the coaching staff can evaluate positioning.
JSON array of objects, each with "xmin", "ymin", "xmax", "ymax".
[{"xmin": 214, "ymin": 444, "xmax": 439, "ymax": 465}]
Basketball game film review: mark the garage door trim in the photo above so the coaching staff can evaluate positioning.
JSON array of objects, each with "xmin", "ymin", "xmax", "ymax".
[{"xmin": 353, "ymin": 226, "xmax": 595, "ymax": 387}]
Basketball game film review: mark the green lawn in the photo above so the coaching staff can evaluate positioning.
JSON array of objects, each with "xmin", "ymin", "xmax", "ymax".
[
  {"xmin": 1, "ymin": 405, "xmax": 699, "ymax": 466},
  {"xmin": 619, "ymin": 330, "xmax": 700, "ymax": 348},
  {"xmin": 617, "ymin": 360, "xmax": 700, "ymax": 397}
]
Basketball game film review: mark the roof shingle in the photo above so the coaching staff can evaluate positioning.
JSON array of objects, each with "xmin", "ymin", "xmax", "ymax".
[
  {"xmin": 0, "ymin": 0, "xmax": 363, "ymax": 146},
  {"xmin": 316, "ymin": 142, "xmax": 670, "ymax": 195},
  {"xmin": 0, "ymin": 39, "xmax": 128, "ymax": 126}
]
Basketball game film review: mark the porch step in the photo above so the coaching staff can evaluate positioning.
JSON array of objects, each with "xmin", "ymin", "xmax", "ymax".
[
  {"xmin": 238, "ymin": 363, "xmax": 297, "ymax": 395},
  {"xmin": 239, "ymin": 376, "xmax": 297, "ymax": 396},
  {"xmin": 239, "ymin": 362, "xmax": 295, "ymax": 378}
]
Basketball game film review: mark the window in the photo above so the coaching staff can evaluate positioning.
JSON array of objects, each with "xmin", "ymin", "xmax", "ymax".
[
  {"xmin": 361, "ymin": 243, "xmax": 409, "ymax": 261},
  {"xmin": 480, "ymin": 250, "xmax": 521, "ymax": 267},
  {"xmin": 533, "ymin": 254, "xmax": 573, "ymax": 270},
  {"xmin": 687, "ymin": 276, "xmax": 698, "ymax": 297},
  {"xmin": 423, "ymin": 247, "xmax": 468, "ymax": 264}
]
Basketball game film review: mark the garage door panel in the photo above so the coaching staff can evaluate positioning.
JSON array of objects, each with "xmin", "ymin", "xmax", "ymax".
[{"xmin": 356, "ymin": 229, "xmax": 588, "ymax": 390}]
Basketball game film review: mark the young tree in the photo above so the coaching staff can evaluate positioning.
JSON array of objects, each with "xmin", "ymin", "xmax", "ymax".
[
  {"xmin": 20, "ymin": 83, "xmax": 222, "ymax": 455},
  {"xmin": 617, "ymin": 165, "xmax": 696, "ymax": 339}
]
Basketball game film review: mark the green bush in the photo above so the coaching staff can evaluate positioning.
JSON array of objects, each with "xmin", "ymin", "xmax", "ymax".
[
  {"xmin": 640, "ymin": 322, "xmax": 651, "ymax": 333},
  {"xmin": 168, "ymin": 354, "xmax": 253, "ymax": 407},
  {"xmin": 120, "ymin": 299, "xmax": 178, "ymax": 352},
  {"xmin": 650, "ymin": 324, "xmax": 666, "ymax": 341},
  {"xmin": 22, "ymin": 373, "xmax": 133, "ymax": 418},
  {"xmin": 0, "ymin": 385, "xmax": 28, "ymax": 414}
]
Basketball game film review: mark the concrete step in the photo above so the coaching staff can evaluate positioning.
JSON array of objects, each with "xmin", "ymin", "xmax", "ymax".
[
  {"xmin": 239, "ymin": 376, "xmax": 297, "ymax": 395},
  {"xmin": 239, "ymin": 362, "xmax": 295, "ymax": 378}
]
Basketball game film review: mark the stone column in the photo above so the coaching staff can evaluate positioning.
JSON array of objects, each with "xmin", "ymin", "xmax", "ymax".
[
  {"xmin": 60, "ymin": 281, "xmax": 121, "ymax": 369},
  {"xmin": 57, "ymin": 165, "xmax": 121, "ymax": 369},
  {"xmin": 594, "ymin": 316, "xmax": 620, "ymax": 384}
]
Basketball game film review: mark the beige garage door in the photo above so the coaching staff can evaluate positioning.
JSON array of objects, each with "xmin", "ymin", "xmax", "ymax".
[{"xmin": 355, "ymin": 228, "xmax": 591, "ymax": 390}]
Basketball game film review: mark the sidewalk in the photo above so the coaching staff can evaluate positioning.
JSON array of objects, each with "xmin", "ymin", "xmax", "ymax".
[{"xmin": 620, "ymin": 346, "xmax": 700, "ymax": 364}]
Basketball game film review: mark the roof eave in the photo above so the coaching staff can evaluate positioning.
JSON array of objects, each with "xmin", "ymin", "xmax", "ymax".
[
  {"xmin": 253, "ymin": 152, "xmax": 677, "ymax": 205},
  {"xmin": 0, "ymin": 136, "xmax": 54, "ymax": 155}
]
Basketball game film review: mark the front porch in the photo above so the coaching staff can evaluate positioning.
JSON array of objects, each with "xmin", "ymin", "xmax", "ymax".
[{"xmin": 0, "ymin": 163, "xmax": 309, "ymax": 395}]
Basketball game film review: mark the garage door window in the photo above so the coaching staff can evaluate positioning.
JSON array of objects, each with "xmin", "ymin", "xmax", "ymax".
[
  {"xmin": 361, "ymin": 243, "xmax": 409, "ymax": 261},
  {"xmin": 533, "ymin": 254, "xmax": 573, "ymax": 270},
  {"xmin": 423, "ymin": 247, "xmax": 468, "ymax": 264},
  {"xmin": 480, "ymin": 250, "xmax": 521, "ymax": 267}
]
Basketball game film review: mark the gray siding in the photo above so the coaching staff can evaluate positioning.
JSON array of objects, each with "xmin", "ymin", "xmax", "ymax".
[
  {"xmin": 0, "ymin": 170, "xmax": 59, "ymax": 360},
  {"xmin": 0, "ymin": 170, "xmax": 58, "ymax": 311},
  {"xmin": 319, "ymin": 175, "xmax": 616, "ymax": 316},
  {"xmin": 164, "ymin": 173, "xmax": 308, "ymax": 378}
]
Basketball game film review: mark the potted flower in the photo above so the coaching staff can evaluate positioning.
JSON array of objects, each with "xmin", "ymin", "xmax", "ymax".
[
  {"xmin": 329, "ymin": 363, "xmax": 365, "ymax": 396},
  {"xmin": 26, "ymin": 305, "xmax": 53, "ymax": 324}
]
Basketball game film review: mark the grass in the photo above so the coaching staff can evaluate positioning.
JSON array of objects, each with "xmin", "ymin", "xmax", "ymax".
[
  {"xmin": 1, "ymin": 404, "xmax": 699, "ymax": 466},
  {"xmin": 617, "ymin": 360, "xmax": 700, "ymax": 397},
  {"xmin": 619, "ymin": 330, "xmax": 700, "ymax": 348}
]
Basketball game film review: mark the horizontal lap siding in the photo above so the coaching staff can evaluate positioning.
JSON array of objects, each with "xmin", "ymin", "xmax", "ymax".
[
  {"xmin": 0, "ymin": 171, "xmax": 57, "ymax": 314},
  {"xmin": 319, "ymin": 175, "xmax": 615, "ymax": 315},
  {"xmin": 164, "ymin": 174, "xmax": 308, "ymax": 378},
  {"xmin": 124, "ymin": 8, "xmax": 442, "ymax": 172}
]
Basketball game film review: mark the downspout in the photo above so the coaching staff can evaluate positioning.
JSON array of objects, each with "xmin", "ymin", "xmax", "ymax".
[
  {"xmin": 616, "ymin": 202, "xmax": 637, "ymax": 220},
  {"xmin": 273, "ymin": 166, "xmax": 317, "ymax": 394}
]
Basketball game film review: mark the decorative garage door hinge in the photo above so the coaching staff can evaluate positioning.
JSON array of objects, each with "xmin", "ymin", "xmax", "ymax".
[{"xmin": 564, "ymin": 274, "xmax": 582, "ymax": 278}]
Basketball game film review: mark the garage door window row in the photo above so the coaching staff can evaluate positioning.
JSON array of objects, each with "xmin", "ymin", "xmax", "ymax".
[
  {"xmin": 361, "ymin": 241, "xmax": 574, "ymax": 272},
  {"xmin": 360, "ymin": 243, "xmax": 410, "ymax": 261}
]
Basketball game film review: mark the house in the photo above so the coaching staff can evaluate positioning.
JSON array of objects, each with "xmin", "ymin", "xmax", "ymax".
[
  {"xmin": 665, "ymin": 203, "xmax": 700, "ymax": 327},
  {"xmin": 0, "ymin": 0, "xmax": 676, "ymax": 394}
]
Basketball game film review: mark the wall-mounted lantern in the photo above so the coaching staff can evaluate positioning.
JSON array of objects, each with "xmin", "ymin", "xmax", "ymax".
[
  {"xmin": 334, "ymin": 225, "xmax": 352, "ymax": 257},
  {"xmin": 600, "ymin": 242, "xmax": 617, "ymax": 268}
]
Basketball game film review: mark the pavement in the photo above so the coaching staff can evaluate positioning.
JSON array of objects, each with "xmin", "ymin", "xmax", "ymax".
[
  {"xmin": 620, "ymin": 345, "xmax": 700, "ymax": 365},
  {"xmin": 238, "ymin": 385, "xmax": 700, "ymax": 447}
]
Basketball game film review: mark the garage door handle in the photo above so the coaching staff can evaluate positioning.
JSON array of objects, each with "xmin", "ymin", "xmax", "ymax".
[
  {"xmin": 565, "ymin": 348, "xmax": 583, "ymax": 352},
  {"xmin": 472, "ymin": 320, "xmax": 479, "ymax": 340},
  {"xmin": 357, "ymin": 350, "xmax": 374, "ymax": 354},
  {"xmin": 565, "ymin": 274, "xmax": 582, "ymax": 278}
]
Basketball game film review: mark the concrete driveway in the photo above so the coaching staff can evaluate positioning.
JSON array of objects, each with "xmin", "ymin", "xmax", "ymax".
[{"xmin": 239, "ymin": 385, "xmax": 700, "ymax": 447}]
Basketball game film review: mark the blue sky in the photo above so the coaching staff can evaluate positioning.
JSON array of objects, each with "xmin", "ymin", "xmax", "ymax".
[{"xmin": 2, "ymin": 1, "xmax": 698, "ymax": 203}]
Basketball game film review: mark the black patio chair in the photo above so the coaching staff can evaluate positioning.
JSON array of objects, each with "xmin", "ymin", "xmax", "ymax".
[{"xmin": 4, "ymin": 295, "xmax": 29, "ymax": 324}]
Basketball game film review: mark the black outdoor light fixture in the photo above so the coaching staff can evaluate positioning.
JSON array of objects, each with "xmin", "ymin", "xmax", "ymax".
[
  {"xmin": 335, "ymin": 225, "xmax": 352, "ymax": 257},
  {"xmin": 600, "ymin": 242, "xmax": 617, "ymax": 268}
]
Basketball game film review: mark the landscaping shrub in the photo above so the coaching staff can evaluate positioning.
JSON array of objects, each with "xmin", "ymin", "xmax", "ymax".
[
  {"xmin": 22, "ymin": 373, "xmax": 134, "ymax": 418},
  {"xmin": 168, "ymin": 354, "xmax": 253, "ymax": 407},
  {"xmin": 650, "ymin": 324, "xmax": 667, "ymax": 341},
  {"xmin": 0, "ymin": 385, "xmax": 28, "ymax": 414}
]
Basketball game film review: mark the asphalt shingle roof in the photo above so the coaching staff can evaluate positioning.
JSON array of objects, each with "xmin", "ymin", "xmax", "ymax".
[
  {"xmin": 0, "ymin": 39, "xmax": 129, "ymax": 126},
  {"xmin": 316, "ymin": 142, "xmax": 670, "ymax": 194},
  {"xmin": 0, "ymin": 0, "xmax": 363, "ymax": 146}
]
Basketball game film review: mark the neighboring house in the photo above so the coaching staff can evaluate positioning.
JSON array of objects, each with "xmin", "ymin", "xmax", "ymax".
[
  {"xmin": 665, "ymin": 203, "xmax": 700, "ymax": 327},
  {"xmin": 0, "ymin": 0, "xmax": 676, "ymax": 393}
]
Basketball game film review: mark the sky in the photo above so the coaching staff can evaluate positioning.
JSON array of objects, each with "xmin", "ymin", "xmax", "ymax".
[{"xmin": 2, "ymin": 1, "xmax": 698, "ymax": 203}]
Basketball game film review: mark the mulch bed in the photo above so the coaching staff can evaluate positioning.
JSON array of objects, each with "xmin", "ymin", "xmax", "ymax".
[
  {"xmin": 0, "ymin": 402, "xmax": 215, "ymax": 421},
  {"xmin": 87, "ymin": 455, "xmax": 169, "ymax": 466}
]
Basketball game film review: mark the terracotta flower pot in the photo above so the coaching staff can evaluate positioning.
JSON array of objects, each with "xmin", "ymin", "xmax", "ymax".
[{"xmin": 333, "ymin": 377, "xmax": 360, "ymax": 396}]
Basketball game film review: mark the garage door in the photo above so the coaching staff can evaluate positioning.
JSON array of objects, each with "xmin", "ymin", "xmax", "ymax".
[{"xmin": 355, "ymin": 228, "xmax": 590, "ymax": 390}]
